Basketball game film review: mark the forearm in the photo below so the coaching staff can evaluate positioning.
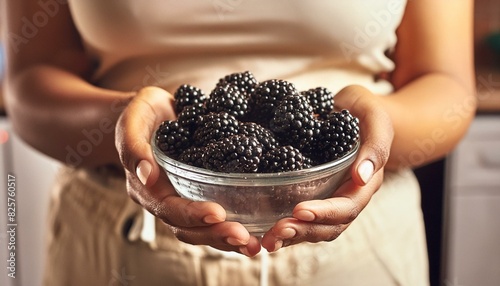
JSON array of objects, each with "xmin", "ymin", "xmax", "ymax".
[
  {"xmin": 381, "ymin": 72, "xmax": 476, "ymax": 170},
  {"xmin": 5, "ymin": 64, "xmax": 135, "ymax": 167}
]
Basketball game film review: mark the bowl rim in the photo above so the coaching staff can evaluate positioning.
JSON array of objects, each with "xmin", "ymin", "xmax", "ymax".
[{"xmin": 151, "ymin": 134, "xmax": 359, "ymax": 186}]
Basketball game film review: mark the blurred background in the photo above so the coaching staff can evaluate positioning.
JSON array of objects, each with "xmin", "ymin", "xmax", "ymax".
[{"xmin": 1, "ymin": 1, "xmax": 500, "ymax": 286}]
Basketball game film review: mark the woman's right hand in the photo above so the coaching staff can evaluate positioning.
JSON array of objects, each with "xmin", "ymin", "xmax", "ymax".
[{"xmin": 115, "ymin": 86, "xmax": 261, "ymax": 257}]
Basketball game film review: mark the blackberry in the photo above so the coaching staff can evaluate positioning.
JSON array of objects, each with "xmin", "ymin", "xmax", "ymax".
[
  {"xmin": 178, "ymin": 146, "xmax": 205, "ymax": 168},
  {"xmin": 206, "ymin": 84, "xmax": 250, "ymax": 119},
  {"xmin": 218, "ymin": 71, "xmax": 258, "ymax": 96},
  {"xmin": 157, "ymin": 74, "xmax": 361, "ymax": 173},
  {"xmin": 249, "ymin": 79, "xmax": 299, "ymax": 125},
  {"xmin": 238, "ymin": 122, "xmax": 279, "ymax": 152},
  {"xmin": 301, "ymin": 87, "xmax": 334, "ymax": 119},
  {"xmin": 193, "ymin": 112, "xmax": 240, "ymax": 147},
  {"xmin": 177, "ymin": 103, "xmax": 208, "ymax": 132},
  {"xmin": 269, "ymin": 95, "xmax": 318, "ymax": 150},
  {"xmin": 156, "ymin": 120, "xmax": 192, "ymax": 158},
  {"xmin": 203, "ymin": 135, "xmax": 263, "ymax": 173},
  {"xmin": 260, "ymin": 146, "xmax": 312, "ymax": 173},
  {"xmin": 314, "ymin": 110, "xmax": 360, "ymax": 163},
  {"xmin": 296, "ymin": 118, "xmax": 323, "ymax": 162},
  {"xmin": 174, "ymin": 84, "xmax": 208, "ymax": 114}
]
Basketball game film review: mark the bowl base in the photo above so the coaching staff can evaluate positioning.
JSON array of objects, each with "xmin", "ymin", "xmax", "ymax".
[{"xmin": 244, "ymin": 222, "xmax": 275, "ymax": 237}]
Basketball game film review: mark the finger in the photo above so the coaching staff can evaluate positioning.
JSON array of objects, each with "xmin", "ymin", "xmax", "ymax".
[
  {"xmin": 292, "ymin": 170, "xmax": 383, "ymax": 225},
  {"xmin": 334, "ymin": 85, "xmax": 394, "ymax": 186},
  {"xmin": 169, "ymin": 222, "xmax": 262, "ymax": 257},
  {"xmin": 126, "ymin": 170, "xmax": 227, "ymax": 227},
  {"xmin": 261, "ymin": 218, "xmax": 349, "ymax": 252},
  {"xmin": 261, "ymin": 171, "xmax": 384, "ymax": 252},
  {"xmin": 115, "ymin": 86, "xmax": 175, "ymax": 187}
]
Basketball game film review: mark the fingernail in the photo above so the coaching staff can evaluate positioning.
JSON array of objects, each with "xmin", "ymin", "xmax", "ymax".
[
  {"xmin": 203, "ymin": 215, "xmax": 223, "ymax": 224},
  {"xmin": 136, "ymin": 160, "xmax": 152, "ymax": 186},
  {"xmin": 294, "ymin": 210, "xmax": 315, "ymax": 222},
  {"xmin": 239, "ymin": 246, "xmax": 251, "ymax": 257},
  {"xmin": 358, "ymin": 160, "xmax": 374, "ymax": 185},
  {"xmin": 227, "ymin": 237, "xmax": 246, "ymax": 246},
  {"xmin": 280, "ymin": 228, "xmax": 296, "ymax": 239},
  {"xmin": 273, "ymin": 240, "xmax": 283, "ymax": 252}
]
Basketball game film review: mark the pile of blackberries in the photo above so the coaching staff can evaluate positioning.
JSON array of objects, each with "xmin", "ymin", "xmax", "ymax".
[{"xmin": 156, "ymin": 71, "xmax": 359, "ymax": 173}]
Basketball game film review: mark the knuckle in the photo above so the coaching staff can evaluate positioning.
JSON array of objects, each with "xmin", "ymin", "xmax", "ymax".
[
  {"xmin": 343, "ymin": 197, "xmax": 360, "ymax": 224},
  {"xmin": 322, "ymin": 200, "xmax": 341, "ymax": 222},
  {"xmin": 367, "ymin": 141, "xmax": 390, "ymax": 167},
  {"xmin": 159, "ymin": 196, "xmax": 198, "ymax": 227},
  {"xmin": 325, "ymin": 225, "xmax": 343, "ymax": 242},
  {"xmin": 346, "ymin": 204, "xmax": 360, "ymax": 222},
  {"xmin": 170, "ymin": 228, "xmax": 192, "ymax": 244},
  {"xmin": 179, "ymin": 202, "xmax": 197, "ymax": 225}
]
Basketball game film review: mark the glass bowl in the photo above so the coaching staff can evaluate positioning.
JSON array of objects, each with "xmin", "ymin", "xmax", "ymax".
[{"xmin": 152, "ymin": 136, "xmax": 359, "ymax": 236}]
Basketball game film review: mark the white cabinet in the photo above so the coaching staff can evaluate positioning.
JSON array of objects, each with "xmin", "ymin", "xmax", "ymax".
[
  {"xmin": 444, "ymin": 115, "xmax": 500, "ymax": 286},
  {"xmin": 0, "ymin": 118, "xmax": 61, "ymax": 286}
]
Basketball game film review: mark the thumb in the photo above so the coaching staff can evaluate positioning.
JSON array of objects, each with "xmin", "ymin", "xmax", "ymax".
[
  {"xmin": 334, "ymin": 85, "xmax": 394, "ymax": 186},
  {"xmin": 115, "ymin": 86, "xmax": 175, "ymax": 187}
]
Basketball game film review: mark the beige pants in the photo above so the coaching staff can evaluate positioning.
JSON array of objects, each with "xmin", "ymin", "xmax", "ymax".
[{"xmin": 43, "ymin": 166, "xmax": 429, "ymax": 286}]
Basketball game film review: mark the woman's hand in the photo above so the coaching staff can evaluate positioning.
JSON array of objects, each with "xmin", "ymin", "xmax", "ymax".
[
  {"xmin": 261, "ymin": 85, "xmax": 394, "ymax": 252},
  {"xmin": 115, "ymin": 86, "xmax": 261, "ymax": 257}
]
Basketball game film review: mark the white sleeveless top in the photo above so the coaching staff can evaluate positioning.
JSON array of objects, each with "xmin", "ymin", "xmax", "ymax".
[{"xmin": 67, "ymin": 0, "xmax": 407, "ymax": 95}]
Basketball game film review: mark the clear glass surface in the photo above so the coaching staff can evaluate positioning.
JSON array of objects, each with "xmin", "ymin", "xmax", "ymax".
[{"xmin": 152, "ymin": 136, "xmax": 359, "ymax": 236}]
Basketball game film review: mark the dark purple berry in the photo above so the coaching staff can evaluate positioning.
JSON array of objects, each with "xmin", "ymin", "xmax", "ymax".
[
  {"xmin": 174, "ymin": 84, "xmax": 208, "ymax": 114},
  {"xmin": 177, "ymin": 103, "xmax": 208, "ymax": 132},
  {"xmin": 193, "ymin": 112, "xmax": 240, "ymax": 147},
  {"xmin": 203, "ymin": 135, "xmax": 263, "ymax": 173},
  {"xmin": 239, "ymin": 122, "xmax": 279, "ymax": 152},
  {"xmin": 261, "ymin": 146, "xmax": 312, "ymax": 173},
  {"xmin": 313, "ymin": 110, "xmax": 360, "ymax": 163},
  {"xmin": 156, "ymin": 120, "xmax": 192, "ymax": 158},
  {"xmin": 249, "ymin": 79, "xmax": 298, "ymax": 125},
  {"xmin": 270, "ymin": 95, "xmax": 319, "ymax": 150},
  {"xmin": 178, "ymin": 146, "xmax": 206, "ymax": 168},
  {"xmin": 206, "ymin": 84, "xmax": 250, "ymax": 119},
  {"xmin": 301, "ymin": 87, "xmax": 334, "ymax": 119},
  {"xmin": 218, "ymin": 71, "xmax": 258, "ymax": 96}
]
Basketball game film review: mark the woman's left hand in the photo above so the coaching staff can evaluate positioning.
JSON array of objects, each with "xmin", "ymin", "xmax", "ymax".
[{"xmin": 261, "ymin": 85, "xmax": 394, "ymax": 252}]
